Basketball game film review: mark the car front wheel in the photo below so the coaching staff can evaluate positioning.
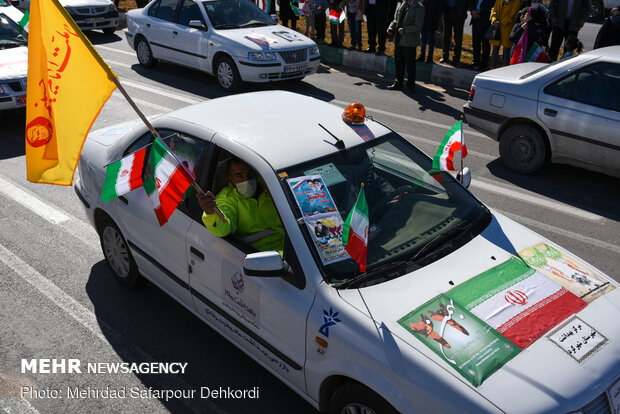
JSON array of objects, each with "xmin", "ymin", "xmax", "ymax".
[
  {"xmin": 216, "ymin": 56, "xmax": 241, "ymax": 91},
  {"xmin": 136, "ymin": 37, "xmax": 156, "ymax": 68},
  {"xmin": 329, "ymin": 383, "xmax": 398, "ymax": 414},
  {"xmin": 499, "ymin": 124, "xmax": 547, "ymax": 174},
  {"xmin": 100, "ymin": 217, "xmax": 140, "ymax": 287}
]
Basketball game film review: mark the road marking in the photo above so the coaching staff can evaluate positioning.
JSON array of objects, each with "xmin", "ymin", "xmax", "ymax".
[
  {"xmin": 471, "ymin": 179, "xmax": 604, "ymax": 222},
  {"xmin": 496, "ymin": 209, "xmax": 620, "ymax": 255},
  {"xmin": 119, "ymin": 79, "xmax": 202, "ymax": 104},
  {"xmin": 0, "ymin": 397, "xmax": 40, "ymax": 414},
  {"xmin": 110, "ymin": 91, "xmax": 173, "ymax": 112},
  {"xmin": 96, "ymin": 44, "xmax": 136, "ymax": 57},
  {"xmin": 0, "ymin": 243, "xmax": 228, "ymax": 414},
  {"xmin": 0, "ymin": 177, "xmax": 69, "ymax": 224}
]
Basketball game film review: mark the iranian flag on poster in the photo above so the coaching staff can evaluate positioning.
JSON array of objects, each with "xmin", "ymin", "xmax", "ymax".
[
  {"xmin": 143, "ymin": 139, "xmax": 195, "ymax": 226},
  {"xmin": 328, "ymin": 8, "xmax": 346, "ymax": 24},
  {"xmin": 432, "ymin": 120, "xmax": 468, "ymax": 172},
  {"xmin": 525, "ymin": 42, "xmax": 551, "ymax": 63},
  {"xmin": 342, "ymin": 185, "xmax": 368, "ymax": 272},
  {"xmin": 449, "ymin": 257, "xmax": 587, "ymax": 349},
  {"xmin": 101, "ymin": 147, "xmax": 146, "ymax": 203}
]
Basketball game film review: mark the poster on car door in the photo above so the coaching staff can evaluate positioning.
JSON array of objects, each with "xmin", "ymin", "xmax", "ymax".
[
  {"xmin": 398, "ymin": 294, "xmax": 519, "ymax": 387},
  {"xmin": 518, "ymin": 242, "xmax": 615, "ymax": 303},
  {"xmin": 287, "ymin": 175, "xmax": 337, "ymax": 217},
  {"xmin": 304, "ymin": 212, "xmax": 350, "ymax": 264}
]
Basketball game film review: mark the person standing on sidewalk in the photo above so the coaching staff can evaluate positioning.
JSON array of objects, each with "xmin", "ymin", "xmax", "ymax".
[
  {"xmin": 365, "ymin": 0, "xmax": 390, "ymax": 54},
  {"xmin": 387, "ymin": 0, "xmax": 425, "ymax": 91},
  {"xmin": 439, "ymin": 0, "xmax": 468, "ymax": 66},
  {"xmin": 418, "ymin": 0, "xmax": 445, "ymax": 62},
  {"xmin": 594, "ymin": 7, "xmax": 620, "ymax": 49},
  {"xmin": 548, "ymin": 0, "xmax": 591, "ymax": 61},
  {"xmin": 468, "ymin": 0, "xmax": 494, "ymax": 70},
  {"xmin": 489, "ymin": 0, "xmax": 520, "ymax": 67},
  {"xmin": 329, "ymin": 0, "xmax": 346, "ymax": 47},
  {"xmin": 347, "ymin": 0, "xmax": 363, "ymax": 50},
  {"xmin": 313, "ymin": 0, "xmax": 329, "ymax": 43}
]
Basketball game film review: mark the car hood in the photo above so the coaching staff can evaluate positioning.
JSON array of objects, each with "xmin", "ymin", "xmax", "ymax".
[
  {"xmin": 59, "ymin": 0, "xmax": 113, "ymax": 7},
  {"xmin": 338, "ymin": 212, "xmax": 620, "ymax": 413},
  {"xmin": 0, "ymin": 46, "xmax": 28, "ymax": 81},
  {"xmin": 219, "ymin": 25, "xmax": 315, "ymax": 51},
  {"xmin": 1, "ymin": 5, "xmax": 24, "ymax": 23}
]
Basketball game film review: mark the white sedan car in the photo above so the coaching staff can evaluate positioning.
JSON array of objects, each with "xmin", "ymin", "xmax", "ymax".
[
  {"xmin": 74, "ymin": 91, "xmax": 620, "ymax": 414},
  {"xmin": 463, "ymin": 46, "xmax": 620, "ymax": 178},
  {"xmin": 0, "ymin": 13, "xmax": 27, "ymax": 112},
  {"xmin": 0, "ymin": 0, "xmax": 24, "ymax": 24},
  {"xmin": 62, "ymin": 0, "xmax": 119, "ymax": 35},
  {"xmin": 125, "ymin": 0, "xmax": 320, "ymax": 91}
]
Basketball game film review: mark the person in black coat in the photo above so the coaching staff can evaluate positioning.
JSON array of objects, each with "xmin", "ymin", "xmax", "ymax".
[
  {"xmin": 467, "ymin": 0, "xmax": 494, "ymax": 70},
  {"xmin": 279, "ymin": 0, "xmax": 299, "ymax": 28},
  {"xmin": 440, "ymin": 0, "xmax": 468, "ymax": 66},
  {"xmin": 594, "ymin": 8, "xmax": 620, "ymax": 49},
  {"xmin": 509, "ymin": 6, "xmax": 547, "ymax": 56},
  {"xmin": 418, "ymin": 0, "xmax": 445, "ymax": 62}
]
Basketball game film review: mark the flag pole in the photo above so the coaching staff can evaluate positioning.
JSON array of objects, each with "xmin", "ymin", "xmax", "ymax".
[
  {"xmin": 110, "ymin": 77, "xmax": 226, "ymax": 223},
  {"xmin": 460, "ymin": 115, "xmax": 464, "ymax": 172}
]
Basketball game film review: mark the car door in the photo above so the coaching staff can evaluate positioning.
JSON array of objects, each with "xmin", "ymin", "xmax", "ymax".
[
  {"xmin": 111, "ymin": 129, "xmax": 207, "ymax": 306},
  {"xmin": 170, "ymin": 0, "xmax": 210, "ymax": 69},
  {"xmin": 538, "ymin": 61, "xmax": 620, "ymax": 170},
  {"xmin": 145, "ymin": 0, "xmax": 181, "ymax": 62},
  {"xmin": 185, "ymin": 144, "xmax": 314, "ymax": 393}
]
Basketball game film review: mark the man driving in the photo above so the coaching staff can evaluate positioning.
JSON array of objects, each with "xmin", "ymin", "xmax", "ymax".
[{"xmin": 197, "ymin": 157, "xmax": 285, "ymax": 252}]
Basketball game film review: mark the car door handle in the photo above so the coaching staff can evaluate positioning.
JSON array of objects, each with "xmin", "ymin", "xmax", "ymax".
[
  {"xmin": 544, "ymin": 108, "xmax": 558, "ymax": 117},
  {"xmin": 190, "ymin": 247, "xmax": 204, "ymax": 260},
  {"xmin": 173, "ymin": 31, "xmax": 178, "ymax": 35},
  {"xmin": 146, "ymin": 23, "xmax": 150, "ymax": 27},
  {"xmin": 118, "ymin": 195, "xmax": 128, "ymax": 205}
]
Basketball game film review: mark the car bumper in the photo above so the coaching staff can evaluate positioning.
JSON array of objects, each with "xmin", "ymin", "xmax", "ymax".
[
  {"xmin": 462, "ymin": 102, "xmax": 508, "ymax": 141},
  {"xmin": 0, "ymin": 80, "xmax": 27, "ymax": 111},
  {"xmin": 68, "ymin": 10, "xmax": 120, "ymax": 31},
  {"xmin": 236, "ymin": 56, "xmax": 320, "ymax": 82}
]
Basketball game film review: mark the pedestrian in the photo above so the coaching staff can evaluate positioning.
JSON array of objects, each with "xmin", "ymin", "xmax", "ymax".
[
  {"xmin": 418, "ymin": 0, "xmax": 445, "ymax": 63},
  {"xmin": 365, "ymin": 0, "xmax": 391, "ymax": 54},
  {"xmin": 593, "ymin": 7, "xmax": 620, "ymax": 49},
  {"xmin": 303, "ymin": 0, "xmax": 316, "ymax": 37},
  {"xmin": 329, "ymin": 0, "xmax": 346, "ymax": 47},
  {"xmin": 346, "ymin": 0, "xmax": 363, "ymax": 50},
  {"xmin": 387, "ymin": 0, "xmax": 425, "ymax": 91},
  {"xmin": 279, "ymin": 0, "xmax": 300, "ymax": 29},
  {"xmin": 509, "ymin": 7, "xmax": 546, "ymax": 61},
  {"xmin": 439, "ymin": 0, "xmax": 468, "ymax": 66},
  {"xmin": 547, "ymin": 0, "xmax": 591, "ymax": 61},
  {"xmin": 489, "ymin": 0, "xmax": 520, "ymax": 68},
  {"xmin": 313, "ymin": 0, "xmax": 328, "ymax": 43},
  {"xmin": 560, "ymin": 34, "xmax": 583, "ymax": 58},
  {"xmin": 468, "ymin": 0, "xmax": 494, "ymax": 70}
]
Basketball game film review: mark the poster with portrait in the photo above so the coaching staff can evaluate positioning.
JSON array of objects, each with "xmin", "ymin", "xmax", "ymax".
[
  {"xmin": 287, "ymin": 175, "xmax": 337, "ymax": 217},
  {"xmin": 304, "ymin": 213, "xmax": 349, "ymax": 265}
]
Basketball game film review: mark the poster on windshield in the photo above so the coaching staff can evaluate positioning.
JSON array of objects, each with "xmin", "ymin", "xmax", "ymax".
[
  {"xmin": 519, "ymin": 242, "xmax": 615, "ymax": 303},
  {"xmin": 398, "ymin": 294, "xmax": 519, "ymax": 387},
  {"xmin": 287, "ymin": 175, "xmax": 337, "ymax": 217},
  {"xmin": 304, "ymin": 213, "xmax": 349, "ymax": 264}
]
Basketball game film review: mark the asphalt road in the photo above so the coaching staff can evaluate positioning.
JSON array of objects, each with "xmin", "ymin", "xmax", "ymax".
[{"xmin": 0, "ymin": 30, "xmax": 619, "ymax": 414}]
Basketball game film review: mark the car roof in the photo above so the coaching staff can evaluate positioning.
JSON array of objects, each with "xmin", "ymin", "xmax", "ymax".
[
  {"xmin": 587, "ymin": 45, "xmax": 620, "ymax": 60},
  {"xmin": 163, "ymin": 91, "xmax": 393, "ymax": 170}
]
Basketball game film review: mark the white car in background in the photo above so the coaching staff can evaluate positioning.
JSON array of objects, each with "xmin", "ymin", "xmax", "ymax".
[
  {"xmin": 0, "ymin": 12, "xmax": 27, "ymax": 112},
  {"xmin": 0, "ymin": 0, "xmax": 24, "ymax": 24},
  {"xmin": 61, "ymin": 0, "xmax": 119, "ymax": 35},
  {"xmin": 125, "ymin": 0, "xmax": 320, "ymax": 91},
  {"xmin": 74, "ymin": 91, "xmax": 620, "ymax": 414}
]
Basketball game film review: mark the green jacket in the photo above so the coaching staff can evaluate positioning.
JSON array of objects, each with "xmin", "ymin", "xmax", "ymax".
[
  {"xmin": 389, "ymin": 0, "xmax": 425, "ymax": 48},
  {"xmin": 202, "ymin": 182, "xmax": 284, "ymax": 252}
]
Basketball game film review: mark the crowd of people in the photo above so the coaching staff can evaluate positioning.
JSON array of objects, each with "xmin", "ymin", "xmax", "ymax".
[{"xmin": 275, "ymin": 0, "xmax": 620, "ymax": 75}]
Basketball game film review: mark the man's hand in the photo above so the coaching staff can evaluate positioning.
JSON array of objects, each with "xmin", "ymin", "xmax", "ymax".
[
  {"xmin": 387, "ymin": 27, "xmax": 394, "ymax": 35},
  {"xmin": 197, "ymin": 191, "xmax": 218, "ymax": 214},
  {"xmin": 472, "ymin": 10, "xmax": 480, "ymax": 19},
  {"xmin": 493, "ymin": 20, "xmax": 501, "ymax": 28},
  {"xmin": 398, "ymin": 27, "xmax": 404, "ymax": 35}
]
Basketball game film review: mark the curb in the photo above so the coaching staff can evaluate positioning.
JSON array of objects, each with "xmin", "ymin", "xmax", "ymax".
[{"xmin": 318, "ymin": 44, "xmax": 477, "ymax": 90}]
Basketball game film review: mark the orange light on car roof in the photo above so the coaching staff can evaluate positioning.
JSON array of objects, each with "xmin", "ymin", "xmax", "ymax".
[{"xmin": 342, "ymin": 103, "xmax": 365, "ymax": 125}]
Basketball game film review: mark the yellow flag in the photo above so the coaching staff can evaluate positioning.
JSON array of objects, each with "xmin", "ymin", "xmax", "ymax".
[{"xmin": 25, "ymin": 0, "xmax": 117, "ymax": 185}]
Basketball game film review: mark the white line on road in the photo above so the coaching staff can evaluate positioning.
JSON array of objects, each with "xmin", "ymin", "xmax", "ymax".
[
  {"xmin": 0, "ymin": 177, "xmax": 69, "ymax": 224},
  {"xmin": 119, "ymin": 79, "xmax": 203, "ymax": 105},
  {"xmin": 0, "ymin": 397, "xmax": 40, "ymax": 414},
  {"xmin": 96, "ymin": 44, "xmax": 136, "ymax": 57},
  {"xmin": 110, "ymin": 90, "xmax": 173, "ymax": 112},
  {"xmin": 471, "ymin": 179, "xmax": 604, "ymax": 222}
]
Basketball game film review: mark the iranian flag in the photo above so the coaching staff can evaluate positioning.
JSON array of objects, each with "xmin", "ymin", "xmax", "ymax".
[
  {"xmin": 342, "ymin": 185, "xmax": 368, "ymax": 272},
  {"xmin": 291, "ymin": 1, "xmax": 301, "ymax": 15},
  {"xmin": 101, "ymin": 147, "xmax": 146, "ymax": 203},
  {"xmin": 143, "ymin": 139, "xmax": 195, "ymax": 226},
  {"xmin": 525, "ymin": 42, "xmax": 550, "ymax": 63},
  {"xmin": 449, "ymin": 257, "xmax": 587, "ymax": 349},
  {"xmin": 510, "ymin": 30, "xmax": 527, "ymax": 65},
  {"xmin": 19, "ymin": 10, "xmax": 29, "ymax": 33},
  {"xmin": 432, "ymin": 120, "xmax": 468, "ymax": 172},
  {"xmin": 329, "ymin": 8, "xmax": 346, "ymax": 24}
]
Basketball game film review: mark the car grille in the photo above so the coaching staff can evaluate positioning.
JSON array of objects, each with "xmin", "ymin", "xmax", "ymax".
[
  {"xmin": 74, "ymin": 6, "xmax": 107, "ymax": 14},
  {"xmin": 579, "ymin": 392, "xmax": 612, "ymax": 414},
  {"xmin": 279, "ymin": 49, "xmax": 307, "ymax": 64}
]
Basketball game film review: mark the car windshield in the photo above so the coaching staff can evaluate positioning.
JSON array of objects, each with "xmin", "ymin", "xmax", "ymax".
[
  {"xmin": 0, "ymin": 13, "xmax": 27, "ymax": 48},
  {"xmin": 280, "ymin": 133, "xmax": 492, "ymax": 288},
  {"xmin": 202, "ymin": 0, "xmax": 275, "ymax": 28}
]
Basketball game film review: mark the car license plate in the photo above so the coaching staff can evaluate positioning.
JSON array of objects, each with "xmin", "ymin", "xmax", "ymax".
[
  {"xmin": 284, "ymin": 64, "xmax": 306, "ymax": 73},
  {"xmin": 17, "ymin": 95, "xmax": 26, "ymax": 105},
  {"xmin": 609, "ymin": 376, "xmax": 620, "ymax": 414},
  {"xmin": 86, "ymin": 17, "xmax": 105, "ymax": 23}
]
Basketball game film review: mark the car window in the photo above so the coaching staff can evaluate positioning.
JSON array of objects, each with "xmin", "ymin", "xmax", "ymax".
[
  {"xmin": 177, "ymin": 0, "xmax": 203, "ymax": 26},
  {"xmin": 545, "ymin": 62, "xmax": 620, "ymax": 112},
  {"xmin": 155, "ymin": 0, "xmax": 179, "ymax": 22},
  {"xmin": 148, "ymin": 0, "xmax": 160, "ymax": 16},
  {"xmin": 202, "ymin": 0, "xmax": 275, "ymax": 28},
  {"xmin": 0, "ymin": 13, "xmax": 27, "ymax": 46}
]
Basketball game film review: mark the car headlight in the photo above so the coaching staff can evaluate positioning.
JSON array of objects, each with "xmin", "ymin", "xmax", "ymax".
[
  {"xmin": 64, "ymin": 6, "xmax": 76, "ymax": 15},
  {"xmin": 248, "ymin": 51, "xmax": 276, "ymax": 61},
  {"xmin": 309, "ymin": 45, "xmax": 319, "ymax": 55},
  {"xmin": 0, "ymin": 84, "xmax": 5, "ymax": 95},
  {"xmin": 109, "ymin": 4, "xmax": 117, "ymax": 12}
]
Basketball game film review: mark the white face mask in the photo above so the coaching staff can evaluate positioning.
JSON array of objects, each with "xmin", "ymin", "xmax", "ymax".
[{"xmin": 235, "ymin": 178, "xmax": 257, "ymax": 198}]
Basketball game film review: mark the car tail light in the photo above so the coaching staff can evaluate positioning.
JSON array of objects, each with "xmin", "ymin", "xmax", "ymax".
[{"xmin": 468, "ymin": 88, "xmax": 475, "ymax": 101}]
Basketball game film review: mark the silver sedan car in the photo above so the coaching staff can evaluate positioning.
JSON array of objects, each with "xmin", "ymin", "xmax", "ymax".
[{"xmin": 463, "ymin": 46, "xmax": 620, "ymax": 177}]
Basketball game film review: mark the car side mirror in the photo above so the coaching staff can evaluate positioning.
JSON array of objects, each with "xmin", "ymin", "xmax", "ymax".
[
  {"xmin": 457, "ymin": 167, "xmax": 471, "ymax": 188},
  {"xmin": 189, "ymin": 20, "xmax": 207, "ymax": 31},
  {"xmin": 243, "ymin": 251, "xmax": 289, "ymax": 277}
]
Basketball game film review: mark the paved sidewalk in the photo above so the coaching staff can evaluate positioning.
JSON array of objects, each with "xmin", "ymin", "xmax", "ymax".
[{"xmin": 318, "ymin": 44, "xmax": 478, "ymax": 90}]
